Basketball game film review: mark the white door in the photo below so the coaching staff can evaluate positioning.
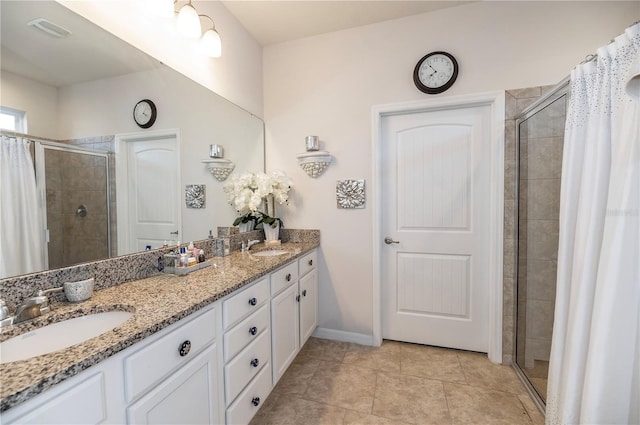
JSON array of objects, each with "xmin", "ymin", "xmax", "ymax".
[
  {"xmin": 117, "ymin": 132, "xmax": 180, "ymax": 254},
  {"xmin": 381, "ymin": 105, "xmax": 491, "ymax": 352}
]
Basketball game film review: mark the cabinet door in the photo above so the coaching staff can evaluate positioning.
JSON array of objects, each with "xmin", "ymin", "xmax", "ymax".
[
  {"xmin": 299, "ymin": 268, "xmax": 318, "ymax": 345},
  {"xmin": 270, "ymin": 283, "xmax": 299, "ymax": 384},
  {"xmin": 127, "ymin": 344, "xmax": 219, "ymax": 425}
]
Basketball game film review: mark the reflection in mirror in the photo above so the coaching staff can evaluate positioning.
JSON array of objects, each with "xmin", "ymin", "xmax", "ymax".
[{"xmin": 0, "ymin": 1, "xmax": 265, "ymax": 279}]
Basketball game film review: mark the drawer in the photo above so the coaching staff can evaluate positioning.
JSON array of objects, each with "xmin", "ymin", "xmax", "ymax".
[
  {"xmin": 270, "ymin": 262, "xmax": 298, "ymax": 296},
  {"xmin": 298, "ymin": 250, "xmax": 317, "ymax": 277},
  {"xmin": 226, "ymin": 363, "xmax": 272, "ymax": 425},
  {"xmin": 123, "ymin": 306, "xmax": 216, "ymax": 402},
  {"xmin": 223, "ymin": 278, "xmax": 269, "ymax": 329},
  {"xmin": 224, "ymin": 328, "xmax": 271, "ymax": 404},
  {"xmin": 224, "ymin": 303, "xmax": 270, "ymax": 362}
]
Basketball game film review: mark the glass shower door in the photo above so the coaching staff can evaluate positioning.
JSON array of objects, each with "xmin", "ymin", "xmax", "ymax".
[
  {"xmin": 37, "ymin": 144, "xmax": 110, "ymax": 269},
  {"xmin": 515, "ymin": 86, "xmax": 568, "ymax": 404}
]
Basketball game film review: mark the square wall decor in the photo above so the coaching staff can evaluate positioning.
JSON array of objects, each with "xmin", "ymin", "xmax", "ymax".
[
  {"xmin": 185, "ymin": 184, "xmax": 206, "ymax": 208},
  {"xmin": 336, "ymin": 179, "xmax": 365, "ymax": 209}
]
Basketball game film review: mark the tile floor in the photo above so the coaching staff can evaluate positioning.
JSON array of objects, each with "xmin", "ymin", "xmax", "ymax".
[{"xmin": 250, "ymin": 337, "xmax": 545, "ymax": 425}]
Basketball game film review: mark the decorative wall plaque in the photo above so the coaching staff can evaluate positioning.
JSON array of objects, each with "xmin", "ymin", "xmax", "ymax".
[
  {"xmin": 336, "ymin": 179, "xmax": 365, "ymax": 209},
  {"xmin": 185, "ymin": 184, "xmax": 206, "ymax": 208}
]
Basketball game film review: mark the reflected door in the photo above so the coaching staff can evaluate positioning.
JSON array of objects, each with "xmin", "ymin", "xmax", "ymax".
[{"xmin": 118, "ymin": 132, "xmax": 180, "ymax": 254}]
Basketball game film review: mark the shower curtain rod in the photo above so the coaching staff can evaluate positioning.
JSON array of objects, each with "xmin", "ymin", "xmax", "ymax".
[
  {"xmin": 0, "ymin": 130, "xmax": 114, "ymax": 155},
  {"xmin": 580, "ymin": 20, "xmax": 639, "ymax": 65}
]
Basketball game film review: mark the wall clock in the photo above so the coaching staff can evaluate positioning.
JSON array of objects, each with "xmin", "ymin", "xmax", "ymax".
[
  {"xmin": 413, "ymin": 51, "xmax": 459, "ymax": 94},
  {"xmin": 133, "ymin": 99, "xmax": 157, "ymax": 128}
]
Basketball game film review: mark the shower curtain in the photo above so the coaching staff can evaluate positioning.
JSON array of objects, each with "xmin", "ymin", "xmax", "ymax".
[
  {"xmin": 0, "ymin": 136, "xmax": 46, "ymax": 278},
  {"xmin": 546, "ymin": 23, "xmax": 640, "ymax": 425}
]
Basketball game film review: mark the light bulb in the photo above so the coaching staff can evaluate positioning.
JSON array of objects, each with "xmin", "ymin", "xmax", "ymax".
[
  {"xmin": 176, "ymin": 3, "xmax": 201, "ymax": 38},
  {"xmin": 201, "ymin": 28, "xmax": 222, "ymax": 58}
]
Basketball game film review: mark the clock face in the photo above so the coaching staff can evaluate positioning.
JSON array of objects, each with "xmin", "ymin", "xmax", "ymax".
[
  {"xmin": 133, "ymin": 99, "xmax": 157, "ymax": 128},
  {"xmin": 413, "ymin": 51, "xmax": 458, "ymax": 94}
]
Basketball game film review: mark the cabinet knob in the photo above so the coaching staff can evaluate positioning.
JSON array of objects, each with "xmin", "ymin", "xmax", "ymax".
[
  {"xmin": 302, "ymin": 289, "xmax": 307, "ymax": 297},
  {"xmin": 251, "ymin": 358, "xmax": 260, "ymax": 368},
  {"xmin": 249, "ymin": 326, "xmax": 258, "ymax": 336},
  {"xmin": 248, "ymin": 297, "xmax": 257, "ymax": 306},
  {"xmin": 296, "ymin": 295, "xmax": 300, "ymax": 302},
  {"xmin": 308, "ymin": 259, "xmax": 313, "ymax": 266},
  {"xmin": 179, "ymin": 340, "xmax": 191, "ymax": 357},
  {"xmin": 286, "ymin": 273, "xmax": 291, "ymax": 282},
  {"xmin": 251, "ymin": 397, "xmax": 261, "ymax": 407}
]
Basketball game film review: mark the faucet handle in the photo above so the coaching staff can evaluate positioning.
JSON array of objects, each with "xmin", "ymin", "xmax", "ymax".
[
  {"xmin": 0, "ymin": 299, "xmax": 9, "ymax": 320},
  {"xmin": 36, "ymin": 287, "xmax": 64, "ymax": 297}
]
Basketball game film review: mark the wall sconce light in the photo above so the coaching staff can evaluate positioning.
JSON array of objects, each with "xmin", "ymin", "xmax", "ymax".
[
  {"xmin": 202, "ymin": 144, "xmax": 234, "ymax": 181},
  {"xmin": 297, "ymin": 136, "xmax": 332, "ymax": 178},
  {"xmin": 152, "ymin": 0, "xmax": 222, "ymax": 58}
]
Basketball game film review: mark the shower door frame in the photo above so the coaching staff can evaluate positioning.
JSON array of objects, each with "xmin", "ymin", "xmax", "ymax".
[
  {"xmin": 513, "ymin": 77, "xmax": 570, "ymax": 414},
  {"xmin": 34, "ymin": 140, "xmax": 111, "ymax": 269}
]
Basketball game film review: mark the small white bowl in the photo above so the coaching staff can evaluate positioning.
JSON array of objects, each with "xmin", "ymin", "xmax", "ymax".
[{"xmin": 64, "ymin": 278, "xmax": 95, "ymax": 302}]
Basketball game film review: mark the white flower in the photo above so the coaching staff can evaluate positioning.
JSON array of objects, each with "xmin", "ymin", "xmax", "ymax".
[{"xmin": 224, "ymin": 171, "xmax": 292, "ymax": 219}]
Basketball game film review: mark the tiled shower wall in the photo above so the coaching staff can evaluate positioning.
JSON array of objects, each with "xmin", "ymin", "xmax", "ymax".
[
  {"xmin": 502, "ymin": 85, "xmax": 556, "ymax": 364},
  {"xmin": 45, "ymin": 149, "xmax": 109, "ymax": 268},
  {"xmin": 65, "ymin": 135, "xmax": 117, "ymax": 258},
  {"xmin": 518, "ymin": 95, "xmax": 564, "ymax": 367}
]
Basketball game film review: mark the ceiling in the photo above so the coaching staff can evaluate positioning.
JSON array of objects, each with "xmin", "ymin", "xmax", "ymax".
[
  {"xmin": 220, "ymin": 1, "xmax": 473, "ymax": 46},
  {"xmin": 0, "ymin": 1, "xmax": 161, "ymax": 87}
]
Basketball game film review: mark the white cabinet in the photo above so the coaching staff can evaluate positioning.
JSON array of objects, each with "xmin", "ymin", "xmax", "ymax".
[
  {"xmin": 123, "ymin": 305, "xmax": 221, "ymax": 425},
  {"xmin": 0, "ymin": 352, "xmax": 125, "ymax": 425},
  {"xmin": 221, "ymin": 278, "xmax": 272, "ymax": 425},
  {"xmin": 127, "ymin": 344, "xmax": 219, "ymax": 424},
  {"xmin": 271, "ymin": 282, "xmax": 300, "ymax": 382},
  {"xmin": 299, "ymin": 268, "xmax": 318, "ymax": 344},
  {"xmin": 271, "ymin": 249, "xmax": 318, "ymax": 384}
]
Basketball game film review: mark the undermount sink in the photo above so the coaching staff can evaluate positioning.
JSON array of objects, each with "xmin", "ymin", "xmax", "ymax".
[
  {"xmin": 0, "ymin": 311, "xmax": 133, "ymax": 364},
  {"xmin": 251, "ymin": 250, "xmax": 289, "ymax": 257}
]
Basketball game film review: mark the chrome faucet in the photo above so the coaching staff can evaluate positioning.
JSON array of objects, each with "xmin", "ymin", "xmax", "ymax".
[
  {"xmin": 246, "ymin": 240, "xmax": 261, "ymax": 250},
  {"xmin": 0, "ymin": 287, "xmax": 63, "ymax": 328},
  {"xmin": 242, "ymin": 240, "xmax": 261, "ymax": 252}
]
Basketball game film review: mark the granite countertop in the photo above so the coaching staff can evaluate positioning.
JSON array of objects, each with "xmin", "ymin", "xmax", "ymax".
[{"xmin": 0, "ymin": 242, "xmax": 318, "ymax": 412}]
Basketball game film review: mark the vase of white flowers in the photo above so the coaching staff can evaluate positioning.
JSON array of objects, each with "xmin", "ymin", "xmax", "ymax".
[{"xmin": 224, "ymin": 171, "xmax": 292, "ymax": 237}]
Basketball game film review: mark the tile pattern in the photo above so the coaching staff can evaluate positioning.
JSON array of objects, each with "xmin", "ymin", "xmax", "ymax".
[
  {"xmin": 0, "ymin": 239, "xmax": 318, "ymax": 412},
  {"xmin": 502, "ymin": 85, "xmax": 556, "ymax": 365},
  {"xmin": 252, "ymin": 337, "xmax": 544, "ymax": 425}
]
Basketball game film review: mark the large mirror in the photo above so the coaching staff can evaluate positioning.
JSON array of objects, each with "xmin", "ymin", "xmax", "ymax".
[{"xmin": 0, "ymin": 1, "xmax": 264, "ymax": 279}]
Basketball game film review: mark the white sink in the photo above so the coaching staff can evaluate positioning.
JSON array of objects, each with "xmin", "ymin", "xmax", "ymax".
[
  {"xmin": 251, "ymin": 250, "xmax": 289, "ymax": 257},
  {"xmin": 0, "ymin": 311, "xmax": 133, "ymax": 364}
]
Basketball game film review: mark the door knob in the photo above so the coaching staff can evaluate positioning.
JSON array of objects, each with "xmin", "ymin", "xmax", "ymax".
[{"xmin": 384, "ymin": 237, "xmax": 399, "ymax": 244}]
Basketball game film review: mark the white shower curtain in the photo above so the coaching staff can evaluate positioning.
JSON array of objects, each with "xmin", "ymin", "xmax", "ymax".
[
  {"xmin": 546, "ymin": 23, "xmax": 640, "ymax": 425},
  {"xmin": 0, "ymin": 136, "xmax": 46, "ymax": 278}
]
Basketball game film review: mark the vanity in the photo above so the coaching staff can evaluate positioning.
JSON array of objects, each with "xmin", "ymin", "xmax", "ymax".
[{"xmin": 0, "ymin": 241, "xmax": 319, "ymax": 425}]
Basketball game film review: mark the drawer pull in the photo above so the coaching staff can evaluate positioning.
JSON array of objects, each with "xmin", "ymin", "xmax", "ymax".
[
  {"xmin": 250, "ymin": 358, "xmax": 260, "ymax": 368},
  {"xmin": 302, "ymin": 289, "xmax": 307, "ymax": 297},
  {"xmin": 308, "ymin": 259, "xmax": 313, "ymax": 266},
  {"xmin": 251, "ymin": 397, "xmax": 261, "ymax": 407},
  {"xmin": 286, "ymin": 273, "xmax": 291, "ymax": 282},
  {"xmin": 248, "ymin": 297, "xmax": 257, "ymax": 306},
  {"xmin": 179, "ymin": 340, "xmax": 191, "ymax": 357},
  {"xmin": 249, "ymin": 326, "xmax": 258, "ymax": 336}
]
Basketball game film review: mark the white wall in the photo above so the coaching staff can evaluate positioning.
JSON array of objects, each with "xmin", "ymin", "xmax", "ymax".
[
  {"xmin": 263, "ymin": 1, "xmax": 638, "ymax": 338},
  {"xmin": 57, "ymin": 67, "xmax": 264, "ymax": 243},
  {"xmin": 57, "ymin": 0, "xmax": 264, "ymax": 118},
  {"xmin": 0, "ymin": 71, "xmax": 58, "ymax": 136}
]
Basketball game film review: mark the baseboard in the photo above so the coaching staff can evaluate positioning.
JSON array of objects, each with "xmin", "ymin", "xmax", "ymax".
[{"xmin": 312, "ymin": 327, "xmax": 376, "ymax": 346}]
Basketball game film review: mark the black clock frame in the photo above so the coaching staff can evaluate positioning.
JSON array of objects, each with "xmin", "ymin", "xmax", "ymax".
[
  {"xmin": 413, "ymin": 51, "xmax": 459, "ymax": 95},
  {"xmin": 133, "ymin": 99, "xmax": 157, "ymax": 129}
]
